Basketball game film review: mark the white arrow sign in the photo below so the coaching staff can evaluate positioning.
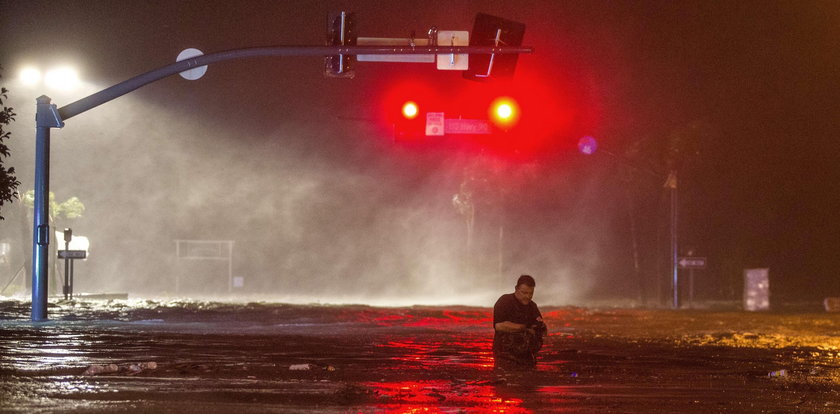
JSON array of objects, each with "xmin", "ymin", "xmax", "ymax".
[{"xmin": 678, "ymin": 257, "xmax": 707, "ymax": 269}]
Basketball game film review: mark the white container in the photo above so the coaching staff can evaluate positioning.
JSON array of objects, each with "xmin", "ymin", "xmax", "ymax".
[{"xmin": 744, "ymin": 268, "xmax": 770, "ymax": 311}]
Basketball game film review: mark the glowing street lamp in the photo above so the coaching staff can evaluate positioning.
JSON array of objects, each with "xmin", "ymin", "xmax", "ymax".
[
  {"xmin": 19, "ymin": 67, "xmax": 42, "ymax": 86},
  {"xmin": 19, "ymin": 66, "xmax": 80, "ymax": 90},
  {"xmin": 44, "ymin": 67, "xmax": 80, "ymax": 90}
]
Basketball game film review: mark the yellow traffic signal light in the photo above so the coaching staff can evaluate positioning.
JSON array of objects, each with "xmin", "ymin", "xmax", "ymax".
[{"xmin": 401, "ymin": 101, "xmax": 420, "ymax": 119}]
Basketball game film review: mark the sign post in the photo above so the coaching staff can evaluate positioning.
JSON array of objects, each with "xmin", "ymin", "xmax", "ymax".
[{"xmin": 678, "ymin": 256, "xmax": 706, "ymax": 308}]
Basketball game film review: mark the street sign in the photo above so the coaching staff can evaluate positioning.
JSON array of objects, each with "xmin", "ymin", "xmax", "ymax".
[
  {"xmin": 176, "ymin": 48, "xmax": 208, "ymax": 80},
  {"xmin": 678, "ymin": 256, "xmax": 706, "ymax": 269},
  {"xmin": 356, "ymin": 37, "xmax": 435, "ymax": 63},
  {"xmin": 425, "ymin": 112, "xmax": 445, "ymax": 136},
  {"xmin": 444, "ymin": 118, "xmax": 492, "ymax": 135},
  {"xmin": 436, "ymin": 30, "xmax": 470, "ymax": 70},
  {"xmin": 58, "ymin": 250, "xmax": 87, "ymax": 259}
]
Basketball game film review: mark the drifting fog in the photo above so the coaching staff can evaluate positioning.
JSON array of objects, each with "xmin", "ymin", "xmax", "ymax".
[{"xmin": 0, "ymin": 67, "xmax": 646, "ymax": 308}]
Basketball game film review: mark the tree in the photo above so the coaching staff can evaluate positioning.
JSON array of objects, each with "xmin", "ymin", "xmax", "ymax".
[
  {"xmin": 452, "ymin": 157, "xmax": 537, "ymax": 282},
  {"xmin": 0, "ymin": 66, "xmax": 21, "ymax": 220},
  {"xmin": 21, "ymin": 190, "xmax": 86, "ymax": 224},
  {"xmin": 21, "ymin": 190, "xmax": 85, "ymax": 294}
]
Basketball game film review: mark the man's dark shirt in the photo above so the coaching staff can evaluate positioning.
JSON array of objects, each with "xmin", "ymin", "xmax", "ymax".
[
  {"xmin": 493, "ymin": 293, "xmax": 542, "ymax": 332},
  {"xmin": 493, "ymin": 293, "xmax": 543, "ymax": 366}
]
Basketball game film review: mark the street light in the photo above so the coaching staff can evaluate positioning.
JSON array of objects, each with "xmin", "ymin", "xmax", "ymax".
[
  {"xmin": 19, "ymin": 66, "xmax": 80, "ymax": 90},
  {"xmin": 44, "ymin": 67, "xmax": 80, "ymax": 91},
  {"xmin": 19, "ymin": 67, "xmax": 42, "ymax": 86}
]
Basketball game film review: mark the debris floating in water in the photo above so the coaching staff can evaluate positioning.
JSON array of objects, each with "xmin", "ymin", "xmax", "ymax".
[
  {"xmin": 83, "ymin": 364, "xmax": 119, "ymax": 375},
  {"xmin": 83, "ymin": 362, "xmax": 158, "ymax": 376}
]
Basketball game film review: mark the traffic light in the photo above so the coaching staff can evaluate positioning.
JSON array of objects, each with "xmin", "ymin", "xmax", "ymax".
[
  {"xmin": 401, "ymin": 101, "xmax": 419, "ymax": 119},
  {"xmin": 463, "ymin": 13, "xmax": 526, "ymax": 81},
  {"xmin": 394, "ymin": 100, "xmax": 426, "ymax": 141},
  {"xmin": 488, "ymin": 96, "xmax": 520, "ymax": 130},
  {"xmin": 393, "ymin": 97, "xmax": 521, "ymax": 143}
]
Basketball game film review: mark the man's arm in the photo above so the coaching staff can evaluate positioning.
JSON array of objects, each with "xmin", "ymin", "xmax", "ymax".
[{"xmin": 494, "ymin": 321, "xmax": 529, "ymax": 333}]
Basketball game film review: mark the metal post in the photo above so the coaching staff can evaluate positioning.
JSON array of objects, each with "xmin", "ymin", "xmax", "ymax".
[
  {"xmin": 32, "ymin": 98, "xmax": 52, "ymax": 320},
  {"xmin": 63, "ymin": 228, "xmax": 72, "ymax": 300},
  {"xmin": 689, "ymin": 268, "xmax": 695, "ymax": 309},
  {"xmin": 669, "ymin": 170, "xmax": 679, "ymax": 309},
  {"xmin": 31, "ymin": 96, "xmax": 64, "ymax": 321},
  {"xmin": 69, "ymin": 259, "xmax": 75, "ymax": 300},
  {"xmin": 63, "ymin": 254, "xmax": 69, "ymax": 300}
]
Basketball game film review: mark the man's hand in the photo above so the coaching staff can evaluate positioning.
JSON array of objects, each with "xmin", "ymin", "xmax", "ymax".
[{"xmin": 532, "ymin": 321, "xmax": 548, "ymax": 337}]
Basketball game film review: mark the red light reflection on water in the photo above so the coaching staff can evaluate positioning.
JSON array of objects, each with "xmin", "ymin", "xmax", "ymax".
[
  {"xmin": 366, "ymin": 380, "xmax": 530, "ymax": 413},
  {"xmin": 372, "ymin": 310, "xmax": 492, "ymax": 328},
  {"xmin": 378, "ymin": 336, "xmax": 495, "ymax": 370},
  {"xmin": 534, "ymin": 386, "xmax": 580, "ymax": 407}
]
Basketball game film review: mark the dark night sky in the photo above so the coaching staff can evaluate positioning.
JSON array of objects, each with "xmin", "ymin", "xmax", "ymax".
[{"xmin": 0, "ymin": 0, "xmax": 838, "ymax": 305}]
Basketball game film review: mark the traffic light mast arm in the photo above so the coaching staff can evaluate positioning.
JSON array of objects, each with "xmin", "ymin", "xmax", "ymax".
[{"xmin": 57, "ymin": 45, "xmax": 532, "ymax": 121}]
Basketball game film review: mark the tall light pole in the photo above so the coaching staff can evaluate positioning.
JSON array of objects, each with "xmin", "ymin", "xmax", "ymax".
[
  {"xmin": 16, "ymin": 65, "xmax": 79, "ymax": 320},
  {"xmin": 31, "ymin": 96, "xmax": 62, "ymax": 321}
]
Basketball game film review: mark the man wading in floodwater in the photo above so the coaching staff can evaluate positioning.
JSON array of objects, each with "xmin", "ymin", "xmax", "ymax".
[{"xmin": 493, "ymin": 275, "xmax": 547, "ymax": 368}]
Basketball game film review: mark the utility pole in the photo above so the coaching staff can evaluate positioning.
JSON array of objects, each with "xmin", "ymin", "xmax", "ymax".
[{"xmin": 665, "ymin": 170, "xmax": 679, "ymax": 309}]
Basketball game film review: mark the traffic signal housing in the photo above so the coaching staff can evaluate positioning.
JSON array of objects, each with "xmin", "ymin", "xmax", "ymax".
[
  {"xmin": 463, "ymin": 13, "xmax": 526, "ymax": 81},
  {"xmin": 393, "ymin": 100, "xmax": 426, "ymax": 141}
]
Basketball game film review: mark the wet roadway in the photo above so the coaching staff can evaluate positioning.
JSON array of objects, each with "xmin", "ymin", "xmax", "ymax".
[{"xmin": 1, "ymin": 299, "xmax": 839, "ymax": 413}]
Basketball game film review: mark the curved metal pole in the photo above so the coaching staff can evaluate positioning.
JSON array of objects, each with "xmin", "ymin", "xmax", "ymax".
[
  {"xmin": 31, "ymin": 44, "xmax": 533, "ymax": 321},
  {"xmin": 57, "ymin": 45, "xmax": 532, "ymax": 121}
]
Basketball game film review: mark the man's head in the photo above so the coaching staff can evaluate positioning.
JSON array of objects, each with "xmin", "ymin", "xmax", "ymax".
[{"xmin": 514, "ymin": 274, "xmax": 536, "ymax": 305}]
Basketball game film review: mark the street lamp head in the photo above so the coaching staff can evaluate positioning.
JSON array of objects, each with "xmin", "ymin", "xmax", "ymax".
[
  {"xmin": 44, "ymin": 67, "xmax": 80, "ymax": 91},
  {"xmin": 19, "ymin": 67, "xmax": 42, "ymax": 86},
  {"xmin": 19, "ymin": 65, "xmax": 80, "ymax": 90}
]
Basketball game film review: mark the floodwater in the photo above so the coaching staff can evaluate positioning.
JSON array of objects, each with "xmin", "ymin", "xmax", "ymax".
[{"xmin": 1, "ymin": 299, "xmax": 839, "ymax": 413}]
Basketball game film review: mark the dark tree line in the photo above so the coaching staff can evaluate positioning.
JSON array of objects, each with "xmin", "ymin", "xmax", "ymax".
[{"xmin": 0, "ymin": 66, "xmax": 20, "ymax": 220}]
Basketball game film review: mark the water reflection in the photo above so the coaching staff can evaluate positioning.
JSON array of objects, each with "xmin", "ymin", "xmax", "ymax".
[
  {"xmin": 367, "ymin": 380, "xmax": 532, "ymax": 413},
  {"xmin": 377, "ymin": 335, "xmax": 495, "ymax": 371}
]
